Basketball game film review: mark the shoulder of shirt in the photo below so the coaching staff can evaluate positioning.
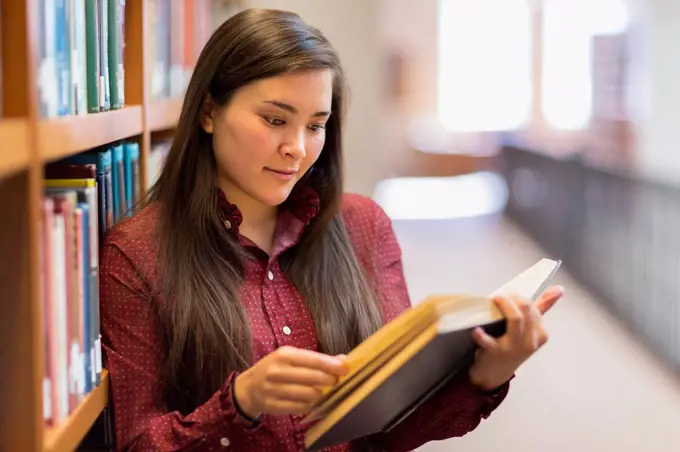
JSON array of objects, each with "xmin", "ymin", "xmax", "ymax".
[
  {"xmin": 103, "ymin": 203, "xmax": 161, "ymax": 255},
  {"xmin": 340, "ymin": 192, "xmax": 390, "ymax": 233}
]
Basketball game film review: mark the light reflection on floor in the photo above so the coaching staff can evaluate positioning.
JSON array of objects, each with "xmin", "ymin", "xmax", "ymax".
[{"xmin": 372, "ymin": 172, "xmax": 509, "ymax": 221}]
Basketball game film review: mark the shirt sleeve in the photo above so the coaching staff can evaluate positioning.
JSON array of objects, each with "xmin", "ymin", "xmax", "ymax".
[
  {"xmin": 366, "ymin": 202, "xmax": 510, "ymax": 451},
  {"xmin": 100, "ymin": 241, "xmax": 276, "ymax": 451}
]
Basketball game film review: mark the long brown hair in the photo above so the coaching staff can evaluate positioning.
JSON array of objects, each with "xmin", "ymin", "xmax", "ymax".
[{"xmin": 146, "ymin": 8, "xmax": 384, "ymax": 412}]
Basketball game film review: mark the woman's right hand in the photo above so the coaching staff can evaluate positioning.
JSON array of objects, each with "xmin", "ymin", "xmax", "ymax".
[{"xmin": 233, "ymin": 346, "xmax": 349, "ymax": 419}]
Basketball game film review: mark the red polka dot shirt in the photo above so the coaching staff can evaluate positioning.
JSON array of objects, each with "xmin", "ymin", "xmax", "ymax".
[{"xmin": 100, "ymin": 189, "xmax": 509, "ymax": 451}]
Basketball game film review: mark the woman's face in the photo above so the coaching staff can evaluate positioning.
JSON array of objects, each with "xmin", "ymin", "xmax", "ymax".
[{"xmin": 202, "ymin": 69, "xmax": 333, "ymax": 209}]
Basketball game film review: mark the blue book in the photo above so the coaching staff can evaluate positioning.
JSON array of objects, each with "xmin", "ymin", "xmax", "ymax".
[
  {"xmin": 111, "ymin": 145, "xmax": 125, "ymax": 221},
  {"xmin": 123, "ymin": 142, "xmax": 140, "ymax": 214},
  {"xmin": 55, "ymin": 0, "xmax": 72, "ymax": 116},
  {"xmin": 64, "ymin": 149, "xmax": 114, "ymax": 241}
]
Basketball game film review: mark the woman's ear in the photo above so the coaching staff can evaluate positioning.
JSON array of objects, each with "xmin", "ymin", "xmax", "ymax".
[{"xmin": 200, "ymin": 95, "xmax": 216, "ymax": 134}]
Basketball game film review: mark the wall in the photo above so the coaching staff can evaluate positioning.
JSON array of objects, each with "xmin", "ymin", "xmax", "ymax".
[
  {"xmin": 212, "ymin": 0, "xmax": 389, "ymax": 197},
  {"xmin": 211, "ymin": 0, "xmax": 484, "ymax": 196}
]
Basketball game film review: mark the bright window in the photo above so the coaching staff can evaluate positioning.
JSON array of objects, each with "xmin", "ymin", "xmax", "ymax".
[
  {"xmin": 437, "ymin": 0, "xmax": 533, "ymax": 132},
  {"xmin": 541, "ymin": 0, "xmax": 629, "ymax": 130}
]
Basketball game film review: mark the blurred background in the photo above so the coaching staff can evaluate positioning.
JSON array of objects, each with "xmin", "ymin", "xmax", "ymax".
[
  {"xmin": 2, "ymin": 0, "xmax": 679, "ymax": 450},
  {"xmin": 213, "ymin": 1, "xmax": 679, "ymax": 451}
]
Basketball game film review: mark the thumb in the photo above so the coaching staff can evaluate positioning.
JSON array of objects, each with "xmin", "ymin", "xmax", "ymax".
[{"xmin": 535, "ymin": 285, "xmax": 564, "ymax": 315}]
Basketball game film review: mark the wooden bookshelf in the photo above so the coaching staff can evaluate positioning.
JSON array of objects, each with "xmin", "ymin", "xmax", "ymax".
[
  {"xmin": 148, "ymin": 98, "xmax": 183, "ymax": 132},
  {"xmin": 43, "ymin": 370, "xmax": 110, "ymax": 452},
  {"xmin": 0, "ymin": 1, "xmax": 215, "ymax": 451},
  {"xmin": 0, "ymin": 119, "xmax": 30, "ymax": 177},
  {"xmin": 38, "ymin": 107, "xmax": 143, "ymax": 163}
]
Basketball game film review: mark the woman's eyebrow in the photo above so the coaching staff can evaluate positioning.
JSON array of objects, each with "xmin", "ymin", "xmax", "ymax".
[{"xmin": 263, "ymin": 100, "xmax": 331, "ymax": 118}]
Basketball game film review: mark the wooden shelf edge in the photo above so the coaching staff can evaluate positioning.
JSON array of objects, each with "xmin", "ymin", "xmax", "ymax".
[
  {"xmin": 0, "ymin": 119, "xmax": 31, "ymax": 177},
  {"xmin": 39, "ymin": 106, "xmax": 143, "ymax": 163},
  {"xmin": 148, "ymin": 98, "xmax": 183, "ymax": 132},
  {"xmin": 43, "ymin": 369, "xmax": 110, "ymax": 452}
]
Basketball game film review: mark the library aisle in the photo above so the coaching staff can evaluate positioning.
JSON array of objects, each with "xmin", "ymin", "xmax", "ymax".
[{"xmin": 375, "ymin": 177, "xmax": 680, "ymax": 452}]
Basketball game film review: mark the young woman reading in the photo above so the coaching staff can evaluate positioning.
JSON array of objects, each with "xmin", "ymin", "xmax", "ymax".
[{"xmin": 100, "ymin": 8, "xmax": 564, "ymax": 451}]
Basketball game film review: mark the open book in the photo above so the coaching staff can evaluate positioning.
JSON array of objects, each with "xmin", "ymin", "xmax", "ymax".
[{"xmin": 303, "ymin": 258, "xmax": 562, "ymax": 450}]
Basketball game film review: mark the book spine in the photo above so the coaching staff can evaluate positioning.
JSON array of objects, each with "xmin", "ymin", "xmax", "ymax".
[
  {"xmin": 123, "ymin": 142, "xmax": 139, "ymax": 213},
  {"xmin": 74, "ymin": 207, "xmax": 86, "ymax": 401},
  {"xmin": 99, "ymin": 0, "xmax": 110, "ymax": 111},
  {"xmin": 41, "ymin": 198, "xmax": 56, "ymax": 425},
  {"xmin": 97, "ymin": 150, "xmax": 114, "ymax": 231},
  {"xmin": 51, "ymin": 199, "xmax": 70, "ymax": 420},
  {"xmin": 85, "ymin": 0, "xmax": 101, "ymax": 112},
  {"xmin": 55, "ymin": 0, "xmax": 72, "ymax": 116},
  {"xmin": 74, "ymin": 0, "xmax": 88, "ymax": 115},
  {"xmin": 119, "ymin": 0, "xmax": 126, "ymax": 106},
  {"xmin": 110, "ymin": 145, "xmax": 121, "ymax": 221},
  {"xmin": 78, "ymin": 203, "xmax": 93, "ymax": 394},
  {"xmin": 107, "ymin": 0, "xmax": 121, "ymax": 109}
]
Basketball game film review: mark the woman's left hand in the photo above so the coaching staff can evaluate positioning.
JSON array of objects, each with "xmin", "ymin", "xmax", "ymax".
[{"xmin": 468, "ymin": 285, "xmax": 565, "ymax": 391}]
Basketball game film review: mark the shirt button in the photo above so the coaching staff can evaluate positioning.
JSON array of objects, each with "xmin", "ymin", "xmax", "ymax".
[
  {"xmin": 283, "ymin": 326, "xmax": 292, "ymax": 335},
  {"xmin": 220, "ymin": 437, "xmax": 230, "ymax": 447},
  {"xmin": 267, "ymin": 270, "xmax": 274, "ymax": 281},
  {"xmin": 224, "ymin": 220, "xmax": 231, "ymax": 230}
]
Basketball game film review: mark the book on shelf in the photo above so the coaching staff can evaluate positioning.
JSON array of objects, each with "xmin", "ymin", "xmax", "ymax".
[
  {"xmin": 41, "ymin": 187, "xmax": 102, "ymax": 426},
  {"xmin": 37, "ymin": 0, "xmax": 126, "ymax": 118},
  {"xmin": 148, "ymin": 0, "xmax": 211, "ymax": 101},
  {"xmin": 303, "ymin": 258, "xmax": 562, "ymax": 451},
  {"xmin": 41, "ymin": 140, "xmax": 142, "ymax": 427}
]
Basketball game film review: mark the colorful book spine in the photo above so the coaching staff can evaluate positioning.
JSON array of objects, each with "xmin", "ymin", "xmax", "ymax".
[
  {"xmin": 85, "ymin": 0, "xmax": 101, "ymax": 112},
  {"xmin": 123, "ymin": 142, "xmax": 139, "ymax": 212},
  {"xmin": 111, "ymin": 144, "xmax": 125, "ymax": 220},
  {"xmin": 50, "ymin": 197, "xmax": 71, "ymax": 421},
  {"xmin": 72, "ymin": 0, "xmax": 88, "ymax": 115},
  {"xmin": 62, "ymin": 149, "xmax": 114, "ymax": 240},
  {"xmin": 107, "ymin": 0, "xmax": 124, "ymax": 109},
  {"xmin": 99, "ymin": 0, "xmax": 110, "ymax": 111},
  {"xmin": 55, "ymin": 0, "xmax": 72, "ymax": 116}
]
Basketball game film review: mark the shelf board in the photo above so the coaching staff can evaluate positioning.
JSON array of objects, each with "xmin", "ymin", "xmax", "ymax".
[
  {"xmin": 148, "ymin": 98, "xmax": 182, "ymax": 132},
  {"xmin": 43, "ymin": 369, "xmax": 109, "ymax": 452},
  {"xmin": 0, "ymin": 119, "xmax": 31, "ymax": 177},
  {"xmin": 39, "ymin": 106, "xmax": 143, "ymax": 163}
]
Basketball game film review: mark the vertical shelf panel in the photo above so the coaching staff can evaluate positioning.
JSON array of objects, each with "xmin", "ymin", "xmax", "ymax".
[
  {"xmin": 0, "ymin": 172, "xmax": 38, "ymax": 451},
  {"xmin": 125, "ymin": 0, "xmax": 151, "ymax": 193},
  {"xmin": 0, "ymin": 0, "xmax": 42, "ymax": 450}
]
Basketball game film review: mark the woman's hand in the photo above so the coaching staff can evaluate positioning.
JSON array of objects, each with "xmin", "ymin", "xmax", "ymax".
[
  {"xmin": 468, "ymin": 285, "xmax": 564, "ymax": 391},
  {"xmin": 233, "ymin": 346, "xmax": 348, "ymax": 419}
]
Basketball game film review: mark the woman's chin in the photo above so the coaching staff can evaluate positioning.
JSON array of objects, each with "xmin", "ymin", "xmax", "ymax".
[{"xmin": 255, "ymin": 188, "xmax": 295, "ymax": 207}]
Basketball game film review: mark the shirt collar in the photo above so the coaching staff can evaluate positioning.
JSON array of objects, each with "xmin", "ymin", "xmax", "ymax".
[{"xmin": 215, "ymin": 184, "xmax": 321, "ymax": 238}]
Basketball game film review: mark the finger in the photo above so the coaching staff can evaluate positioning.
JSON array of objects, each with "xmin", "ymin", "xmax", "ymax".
[
  {"xmin": 266, "ymin": 364, "xmax": 339, "ymax": 387},
  {"xmin": 473, "ymin": 327, "xmax": 500, "ymax": 351},
  {"xmin": 495, "ymin": 296, "xmax": 525, "ymax": 338},
  {"xmin": 513, "ymin": 295, "xmax": 535, "ymax": 344},
  {"xmin": 535, "ymin": 285, "xmax": 564, "ymax": 315},
  {"xmin": 265, "ymin": 382, "xmax": 323, "ymax": 405},
  {"xmin": 277, "ymin": 346, "xmax": 349, "ymax": 376}
]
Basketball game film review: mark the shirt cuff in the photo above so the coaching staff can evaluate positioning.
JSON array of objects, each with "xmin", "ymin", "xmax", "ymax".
[{"xmin": 218, "ymin": 372, "xmax": 267, "ymax": 434}]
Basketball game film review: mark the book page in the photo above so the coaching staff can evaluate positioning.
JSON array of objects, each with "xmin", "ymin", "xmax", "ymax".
[{"xmin": 489, "ymin": 258, "xmax": 561, "ymax": 301}]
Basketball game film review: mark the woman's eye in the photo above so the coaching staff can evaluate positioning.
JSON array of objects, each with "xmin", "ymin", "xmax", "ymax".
[
  {"xmin": 309, "ymin": 124, "xmax": 326, "ymax": 133},
  {"xmin": 264, "ymin": 116, "xmax": 285, "ymax": 126}
]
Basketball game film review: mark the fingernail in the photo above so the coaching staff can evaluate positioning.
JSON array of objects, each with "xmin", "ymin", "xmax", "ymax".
[
  {"xmin": 551, "ymin": 286, "xmax": 565, "ymax": 296},
  {"xmin": 327, "ymin": 356, "xmax": 343, "ymax": 365}
]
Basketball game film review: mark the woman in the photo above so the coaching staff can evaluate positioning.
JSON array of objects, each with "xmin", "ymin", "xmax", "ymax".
[{"xmin": 100, "ymin": 8, "xmax": 564, "ymax": 451}]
